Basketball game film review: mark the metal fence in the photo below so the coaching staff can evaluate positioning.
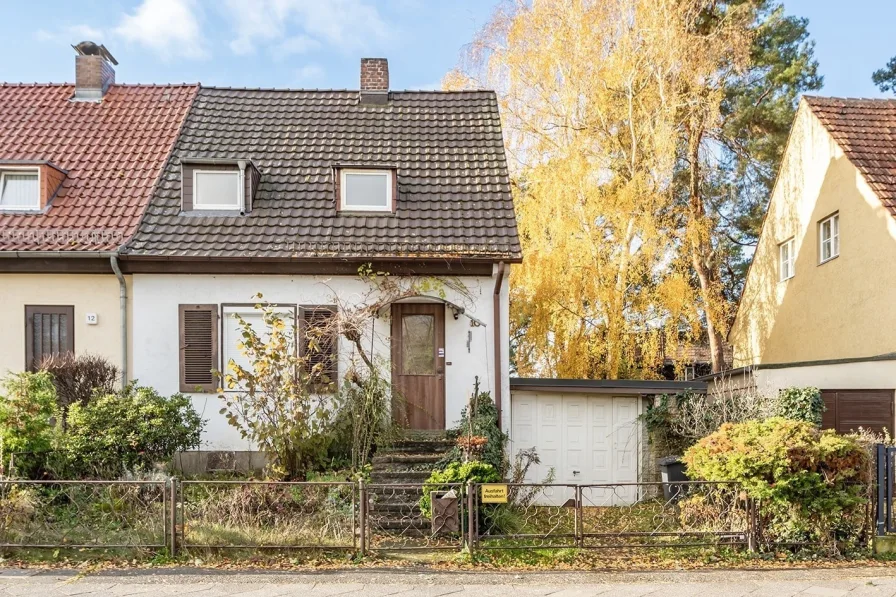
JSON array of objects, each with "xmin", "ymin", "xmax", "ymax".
[
  {"xmin": 176, "ymin": 480, "xmax": 357, "ymax": 553},
  {"xmin": 0, "ymin": 478, "xmax": 755, "ymax": 556},
  {"xmin": 0, "ymin": 479, "xmax": 168, "ymax": 552},
  {"xmin": 470, "ymin": 481, "xmax": 752, "ymax": 551},
  {"xmin": 364, "ymin": 481, "xmax": 466, "ymax": 552}
]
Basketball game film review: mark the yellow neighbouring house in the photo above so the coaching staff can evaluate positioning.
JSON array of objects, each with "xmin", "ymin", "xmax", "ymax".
[
  {"xmin": 721, "ymin": 95, "xmax": 896, "ymax": 435},
  {"xmin": 0, "ymin": 45, "xmax": 197, "ymax": 378}
]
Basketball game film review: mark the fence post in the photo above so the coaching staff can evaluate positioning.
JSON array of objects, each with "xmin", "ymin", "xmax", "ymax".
[
  {"xmin": 877, "ymin": 444, "xmax": 887, "ymax": 536},
  {"xmin": 575, "ymin": 485, "xmax": 583, "ymax": 548},
  {"xmin": 466, "ymin": 481, "xmax": 475, "ymax": 555},
  {"xmin": 168, "ymin": 477, "xmax": 178, "ymax": 557},
  {"xmin": 358, "ymin": 478, "xmax": 367, "ymax": 557},
  {"xmin": 746, "ymin": 496, "xmax": 757, "ymax": 552}
]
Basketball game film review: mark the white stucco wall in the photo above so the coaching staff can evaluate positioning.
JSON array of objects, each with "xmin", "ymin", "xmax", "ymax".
[
  {"xmin": 706, "ymin": 359, "xmax": 896, "ymax": 396},
  {"xmin": 132, "ymin": 272, "xmax": 508, "ymax": 450},
  {"xmin": 755, "ymin": 360, "xmax": 896, "ymax": 394}
]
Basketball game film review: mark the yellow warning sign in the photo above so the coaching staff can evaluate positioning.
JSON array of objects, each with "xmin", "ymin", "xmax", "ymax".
[{"xmin": 481, "ymin": 484, "xmax": 509, "ymax": 504}]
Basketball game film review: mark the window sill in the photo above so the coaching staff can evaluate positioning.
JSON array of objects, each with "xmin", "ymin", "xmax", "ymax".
[
  {"xmin": 180, "ymin": 210, "xmax": 247, "ymax": 217},
  {"xmin": 779, "ymin": 276, "xmax": 794, "ymax": 284},
  {"xmin": 337, "ymin": 209, "xmax": 395, "ymax": 216},
  {"xmin": 0, "ymin": 207, "xmax": 41, "ymax": 213},
  {"xmin": 818, "ymin": 255, "xmax": 839, "ymax": 266}
]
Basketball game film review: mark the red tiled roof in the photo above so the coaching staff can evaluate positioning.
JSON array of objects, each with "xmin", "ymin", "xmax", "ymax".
[
  {"xmin": 804, "ymin": 96, "xmax": 896, "ymax": 218},
  {"xmin": 0, "ymin": 84, "xmax": 198, "ymax": 251}
]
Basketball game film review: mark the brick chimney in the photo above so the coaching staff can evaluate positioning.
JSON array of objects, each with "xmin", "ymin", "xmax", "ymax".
[
  {"xmin": 72, "ymin": 41, "xmax": 118, "ymax": 101},
  {"xmin": 360, "ymin": 58, "xmax": 389, "ymax": 104}
]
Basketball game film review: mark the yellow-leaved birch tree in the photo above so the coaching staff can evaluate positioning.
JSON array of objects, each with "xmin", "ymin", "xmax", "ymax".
[{"xmin": 448, "ymin": 0, "xmax": 751, "ymax": 378}]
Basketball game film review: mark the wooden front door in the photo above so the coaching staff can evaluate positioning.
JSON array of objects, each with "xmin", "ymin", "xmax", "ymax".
[{"xmin": 391, "ymin": 303, "xmax": 446, "ymax": 429}]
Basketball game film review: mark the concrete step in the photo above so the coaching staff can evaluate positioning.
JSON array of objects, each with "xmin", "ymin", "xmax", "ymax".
[
  {"xmin": 378, "ymin": 440, "xmax": 454, "ymax": 455},
  {"xmin": 368, "ymin": 501, "xmax": 421, "ymax": 514},
  {"xmin": 372, "ymin": 452, "xmax": 445, "ymax": 466},
  {"xmin": 369, "ymin": 470, "xmax": 431, "ymax": 484},
  {"xmin": 369, "ymin": 516, "xmax": 429, "ymax": 531}
]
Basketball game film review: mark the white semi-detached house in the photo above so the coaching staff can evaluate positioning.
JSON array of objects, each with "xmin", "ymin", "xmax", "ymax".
[{"xmin": 120, "ymin": 59, "xmax": 520, "ymax": 467}]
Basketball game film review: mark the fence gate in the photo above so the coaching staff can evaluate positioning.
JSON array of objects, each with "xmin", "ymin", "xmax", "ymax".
[{"xmin": 877, "ymin": 445, "xmax": 896, "ymax": 535}]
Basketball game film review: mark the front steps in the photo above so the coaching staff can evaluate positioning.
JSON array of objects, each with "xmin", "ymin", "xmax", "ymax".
[{"xmin": 367, "ymin": 435, "xmax": 453, "ymax": 538}]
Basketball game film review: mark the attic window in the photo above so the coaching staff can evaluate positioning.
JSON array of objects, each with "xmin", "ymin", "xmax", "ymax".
[
  {"xmin": 819, "ymin": 213, "xmax": 839, "ymax": 263},
  {"xmin": 339, "ymin": 169, "xmax": 392, "ymax": 212},
  {"xmin": 779, "ymin": 238, "xmax": 795, "ymax": 281},
  {"xmin": 0, "ymin": 169, "xmax": 40, "ymax": 211},
  {"xmin": 193, "ymin": 170, "xmax": 242, "ymax": 211}
]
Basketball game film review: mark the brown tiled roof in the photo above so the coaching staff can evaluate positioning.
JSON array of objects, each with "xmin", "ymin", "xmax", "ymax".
[
  {"xmin": 124, "ymin": 88, "xmax": 520, "ymax": 261},
  {"xmin": 0, "ymin": 84, "xmax": 198, "ymax": 251},
  {"xmin": 804, "ymin": 96, "xmax": 896, "ymax": 216}
]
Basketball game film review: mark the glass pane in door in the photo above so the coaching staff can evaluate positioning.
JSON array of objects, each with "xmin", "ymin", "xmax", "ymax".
[{"xmin": 401, "ymin": 314, "xmax": 435, "ymax": 375}]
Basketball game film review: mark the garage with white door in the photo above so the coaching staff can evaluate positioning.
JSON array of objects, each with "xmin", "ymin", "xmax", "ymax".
[{"xmin": 508, "ymin": 378, "xmax": 707, "ymax": 505}]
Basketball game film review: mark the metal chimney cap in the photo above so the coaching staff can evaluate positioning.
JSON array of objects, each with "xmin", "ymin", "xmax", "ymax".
[{"xmin": 72, "ymin": 41, "xmax": 118, "ymax": 66}]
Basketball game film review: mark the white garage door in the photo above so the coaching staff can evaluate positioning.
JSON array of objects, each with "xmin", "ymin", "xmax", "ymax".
[{"xmin": 511, "ymin": 392, "xmax": 641, "ymax": 505}]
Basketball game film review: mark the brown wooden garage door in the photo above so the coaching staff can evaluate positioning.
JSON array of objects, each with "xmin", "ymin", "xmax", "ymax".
[{"xmin": 821, "ymin": 389, "xmax": 894, "ymax": 435}]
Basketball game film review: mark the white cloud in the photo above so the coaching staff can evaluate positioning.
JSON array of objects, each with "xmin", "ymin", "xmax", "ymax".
[
  {"xmin": 295, "ymin": 64, "xmax": 325, "ymax": 83},
  {"xmin": 273, "ymin": 35, "xmax": 321, "ymax": 60},
  {"xmin": 35, "ymin": 24, "xmax": 105, "ymax": 44},
  {"xmin": 114, "ymin": 0, "xmax": 207, "ymax": 60},
  {"xmin": 224, "ymin": 0, "xmax": 389, "ymax": 57}
]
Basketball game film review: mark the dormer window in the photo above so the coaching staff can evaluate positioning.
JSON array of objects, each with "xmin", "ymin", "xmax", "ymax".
[
  {"xmin": 193, "ymin": 170, "xmax": 242, "ymax": 211},
  {"xmin": 0, "ymin": 168, "xmax": 40, "ymax": 211},
  {"xmin": 181, "ymin": 160, "xmax": 259, "ymax": 214},
  {"xmin": 339, "ymin": 169, "xmax": 393, "ymax": 212}
]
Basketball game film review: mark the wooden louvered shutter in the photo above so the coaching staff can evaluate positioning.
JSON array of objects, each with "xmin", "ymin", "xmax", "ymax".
[
  {"xmin": 300, "ymin": 306, "xmax": 338, "ymax": 392},
  {"xmin": 179, "ymin": 304, "xmax": 218, "ymax": 392}
]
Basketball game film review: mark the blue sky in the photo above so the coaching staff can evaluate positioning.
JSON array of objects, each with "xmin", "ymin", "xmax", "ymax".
[{"xmin": 0, "ymin": 0, "xmax": 894, "ymax": 97}]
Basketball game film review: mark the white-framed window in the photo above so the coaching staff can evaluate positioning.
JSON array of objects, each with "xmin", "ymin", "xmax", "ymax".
[
  {"xmin": 0, "ymin": 168, "xmax": 40, "ymax": 211},
  {"xmin": 819, "ymin": 213, "xmax": 839, "ymax": 263},
  {"xmin": 779, "ymin": 238, "xmax": 795, "ymax": 281},
  {"xmin": 193, "ymin": 170, "xmax": 242, "ymax": 210},
  {"xmin": 339, "ymin": 169, "xmax": 392, "ymax": 211},
  {"xmin": 221, "ymin": 304, "xmax": 297, "ymax": 391}
]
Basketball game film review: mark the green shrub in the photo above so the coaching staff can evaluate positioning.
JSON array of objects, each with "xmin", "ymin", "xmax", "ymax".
[
  {"xmin": 329, "ymin": 366, "xmax": 396, "ymax": 471},
  {"xmin": 777, "ymin": 386, "xmax": 824, "ymax": 426},
  {"xmin": 640, "ymin": 393, "xmax": 693, "ymax": 456},
  {"xmin": 419, "ymin": 460, "xmax": 500, "ymax": 519},
  {"xmin": 443, "ymin": 386, "xmax": 508, "ymax": 475},
  {"xmin": 61, "ymin": 384, "xmax": 204, "ymax": 477},
  {"xmin": 0, "ymin": 371, "xmax": 58, "ymax": 470},
  {"xmin": 684, "ymin": 418, "xmax": 870, "ymax": 550}
]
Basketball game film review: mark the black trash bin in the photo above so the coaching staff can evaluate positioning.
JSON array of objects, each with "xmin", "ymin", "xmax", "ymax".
[{"xmin": 658, "ymin": 456, "xmax": 689, "ymax": 501}]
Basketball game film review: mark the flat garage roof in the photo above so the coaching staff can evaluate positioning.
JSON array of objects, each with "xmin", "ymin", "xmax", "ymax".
[{"xmin": 509, "ymin": 377, "xmax": 706, "ymax": 395}]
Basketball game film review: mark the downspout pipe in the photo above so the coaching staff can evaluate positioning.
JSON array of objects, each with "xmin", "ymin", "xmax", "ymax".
[
  {"xmin": 493, "ymin": 261, "xmax": 506, "ymax": 429},
  {"xmin": 110, "ymin": 255, "xmax": 128, "ymax": 387}
]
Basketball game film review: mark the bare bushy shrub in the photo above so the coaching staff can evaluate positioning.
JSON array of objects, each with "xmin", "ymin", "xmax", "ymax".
[
  {"xmin": 506, "ymin": 446, "xmax": 554, "ymax": 506},
  {"xmin": 670, "ymin": 369, "xmax": 779, "ymax": 443},
  {"xmin": 39, "ymin": 352, "xmax": 118, "ymax": 422}
]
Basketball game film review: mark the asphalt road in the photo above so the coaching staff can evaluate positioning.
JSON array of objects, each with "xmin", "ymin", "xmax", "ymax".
[{"xmin": 4, "ymin": 567, "xmax": 896, "ymax": 596}]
